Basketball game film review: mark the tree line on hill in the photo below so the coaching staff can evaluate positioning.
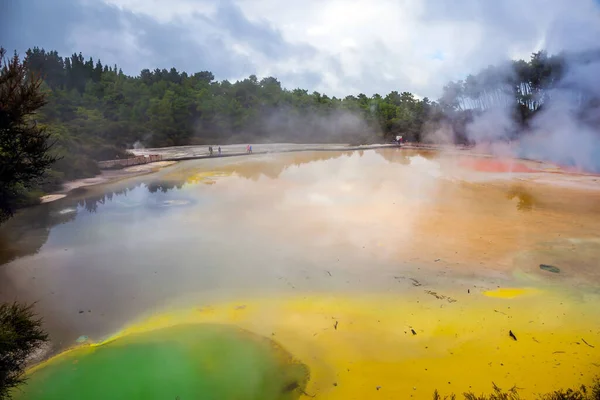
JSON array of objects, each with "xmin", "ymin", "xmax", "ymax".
[{"xmin": 22, "ymin": 47, "xmax": 433, "ymax": 164}]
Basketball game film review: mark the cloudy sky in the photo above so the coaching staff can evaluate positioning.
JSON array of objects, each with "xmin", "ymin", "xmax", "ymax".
[{"xmin": 2, "ymin": 0, "xmax": 600, "ymax": 98}]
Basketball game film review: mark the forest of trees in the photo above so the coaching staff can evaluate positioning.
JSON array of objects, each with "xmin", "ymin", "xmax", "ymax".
[{"xmin": 21, "ymin": 47, "xmax": 435, "ymax": 181}]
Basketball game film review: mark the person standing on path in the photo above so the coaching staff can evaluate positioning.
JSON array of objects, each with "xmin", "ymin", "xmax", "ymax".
[{"xmin": 218, "ymin": 146, "xmax": 222, "ymax": 155}]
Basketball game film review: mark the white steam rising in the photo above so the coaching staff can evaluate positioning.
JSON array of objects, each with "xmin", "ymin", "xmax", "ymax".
[
  {"xmin": 426, "ymin": 1, "xmax": 600, "ymax": 172},
  {"xmin": 516, "ymin": 57, "xmax": 600, "ymax": 171}
]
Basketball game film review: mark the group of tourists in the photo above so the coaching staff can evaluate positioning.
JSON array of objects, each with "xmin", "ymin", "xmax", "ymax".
[{"xmin": 207, "ymin": 145, "xmax": 253, "ymax": 156}]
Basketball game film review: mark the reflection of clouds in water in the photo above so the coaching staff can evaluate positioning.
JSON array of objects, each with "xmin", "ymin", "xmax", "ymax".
[
  {"xmin": 2, "ymin": 148, "xmax": 600, "ymax": 354},
  {"xmin": 279, "ymin": 151, "xmax": 442, "ymax": 207},
  {"xmin": 0, "ymin": 179, "xmax": 198, "ymax": 267},
  {"xmin": 160, "ymin": 200, "xmax": 192, "ymax": 207},
  {"xmin": 112, "ymin": 200, "xmax": 141, "ymax": 208},
  {"xmin": 243, "ymin": 151, "xmax": 446, "ymax": 258},
  {"xmin": 307, "ymin": 193, "xmax": 334, "ymax": 206},
  {"xmin": 408, "ymin": 154, "xmax": 442, "ymax": 178},
  {"xmin": 0, "ymin": 203, "xmax": 78, "ymax": 266},
  {"xmin": 3, "ymin": 149, "xmax": 598, "ymax": 270}
]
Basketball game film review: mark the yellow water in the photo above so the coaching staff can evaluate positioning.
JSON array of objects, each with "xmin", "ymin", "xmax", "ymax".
[
  {"xmin": 33, "ymin": 289, "xmax": 600, "ymax": 399},
  {"xmin": 156, "ymin": 150, "xmax": 600, "ymax": 397}
]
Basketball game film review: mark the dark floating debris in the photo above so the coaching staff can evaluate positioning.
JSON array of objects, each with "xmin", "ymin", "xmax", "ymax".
[
  {"xmin": 540, "ymin": 264, "xmax": 560, "ymax": 273},
  {"xmin": 582, "ymin": 338, "xmax": 595, "ymax": 348},
  {"xmin": 326, "ymin": 271, "xmax": 332, "ymax": 276},
  {"xmin": 78, "ymin": 310, "xmax": 84, "ymax": 314},
  {"xmin": 410, "ymin": 278, "xmax": 422, "ymax": 287},
  {"xmin": 425, "ymin": 290, "xmax": 457, "ymax": 303},
  {"xmin": 334, "ymin": 321, "xmax": 339, "ymax": 330},
  {"xmin": 283, "ymin": 381, "xmax": 315, "ymax": 398},
  {"xmin": 411, "ymin": 329, "xmax": 417, "ymax": 335},
  {"xmin": 376, "ymin": 386, "xmax": 382, "ymax": 391},
  {"xmin": 468, "ymin": 289, "xmax": 470, "ymax": 294},
  {"xmin": 509, "ymin": 330, "xmax": 517, "ymax": 341}
]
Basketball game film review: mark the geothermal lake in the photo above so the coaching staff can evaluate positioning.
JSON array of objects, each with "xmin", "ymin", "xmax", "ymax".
[{"xmin": 1, "ymin": 148, "xmax": 600, "ymax": 399}]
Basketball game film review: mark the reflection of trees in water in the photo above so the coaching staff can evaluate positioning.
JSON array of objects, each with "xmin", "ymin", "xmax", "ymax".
[
  {"xmin": 77, "ymin": 185, "xmax": 139, "ymax": 213},
  {"xmin": 0, "ymin": 203, "xmax": 77, "ymax": 265},
  {"xmin": 0, "ymin": 180, "xmax": 186, "ymax": 266},
  {"xmin": 76, "ymin": 181, "xmax": 186, "ymax": 213},
  {"xmin": 0, "ymin": 149, "xmax": 397, "ymax": 265},
  {"xmin": 374, "ymin": 148, "xmax": 411, "ymax": 165},
  {"xmin": 147, "ymin": 181, "xmax": 184, "ymax": 193},
  {"xmin": 1, "ymin": 153, "xmax": 356, "ymax": 265},
  {"xmin": 374, "ymin": 148, "xmax": 438, "ymax": 165},
  {"xmin": 177, "ymin": 149, "xmax": 413, "ymax": 184},
  {"xmin": 78, "ymin": 194, "xmax": 104, "ymax": 213},
  {"xmin": 217, "ymin": 151, "xmax": 354, "ymax": 181}
]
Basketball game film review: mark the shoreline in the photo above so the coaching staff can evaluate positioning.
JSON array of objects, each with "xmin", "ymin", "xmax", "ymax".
[
  {"xmin": 40, "ymin": 144, "xmax": 401, "ymax": 203},
  {"xmin": 40, "ymin": 161, "xmax": 178, "ymax": 203},
  {"xmin": 130, "ymin": 143, "xmax": 402, "ymax": 160},
  {"xmin": 40, "ymin": 142, "xmax": 600, "ymax": 203}
]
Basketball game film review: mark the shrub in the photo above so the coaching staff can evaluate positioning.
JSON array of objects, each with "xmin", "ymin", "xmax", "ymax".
[
  {"xmin": 0, "ymin": 303, "xmax": 48, "ymax": 400},
  {"xmin": 433, "ymin": 381, "xmax": 600, "ymax": 400}
]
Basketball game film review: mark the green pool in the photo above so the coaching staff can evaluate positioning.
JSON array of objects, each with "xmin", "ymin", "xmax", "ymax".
[{"xmin": 13, "ymin": 324, "xmax": 309, "ymax": 400}]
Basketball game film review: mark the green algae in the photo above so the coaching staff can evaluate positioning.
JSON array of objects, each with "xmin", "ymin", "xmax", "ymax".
[{"xmin": 12, "ymin": 324, "xmax": 309, "ymax": 400}]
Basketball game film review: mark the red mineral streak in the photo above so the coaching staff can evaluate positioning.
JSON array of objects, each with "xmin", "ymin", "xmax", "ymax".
[{"xmin": 459, "ymin": 158, "xmax": 537, "ymax": 173}]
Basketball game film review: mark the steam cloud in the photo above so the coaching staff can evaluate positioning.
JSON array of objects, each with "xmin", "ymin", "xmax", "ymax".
[
  {"xmin": 427, "ymin": 3, "xmax": 600, "ymax": 173},
  {"xmin": 192, "ymin": 106, "xmax": 380, "ymax": 146},
  {"xmin": 260, "ymin": 107, "xmax": 378, "ymax": 145},
  {"xmin": 516, "ymin": 57, "xmax": 600, "ymax": 172}
]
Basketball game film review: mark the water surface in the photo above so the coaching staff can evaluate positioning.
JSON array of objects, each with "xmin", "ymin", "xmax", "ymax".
[
  {"xmin": 1, "ymin": 149, "xmax": 599, "ymax": 398},
  {"xmin": 14, "ymin": 324, "xmax": 308, "ymax": 400}
]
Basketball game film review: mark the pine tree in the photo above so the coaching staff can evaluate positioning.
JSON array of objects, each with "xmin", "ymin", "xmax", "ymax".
[{"xmin": 0, "ymin": 48, "xmax": 58, "ymax": 223}]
